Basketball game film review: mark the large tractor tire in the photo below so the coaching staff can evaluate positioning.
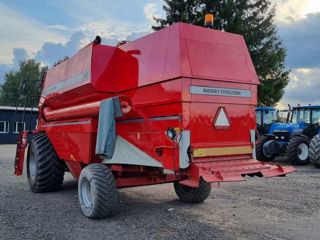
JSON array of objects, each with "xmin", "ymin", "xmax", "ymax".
[
  {"xmin": 287, "ymin": 135, "xmax": 310, "ymax": 165},
  {"xmin": 174, "ymin": 178, "xmax": 211, "ymax": 203},
  {"xmin": 256, "ymin": 135, "xmax": 275, "ymax": 162},
  {"xmin": 78, "ymin": 164, "xmax": 119, "ymax": 219},
  {"xmin": 27, "ymin": 133, "xmax": 65, "ymax": 192},
  {"xmin": 309, "ymin": 134, "xmax": 320, "ymax": 168}
]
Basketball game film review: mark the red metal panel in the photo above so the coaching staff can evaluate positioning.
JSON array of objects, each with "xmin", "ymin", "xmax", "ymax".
[
  {"xmin": 115, "ymin": 174, "xmax": 180, "ymax": 188},
  {"xmin": 91, "ymin": 44, "xmax": 117, "ymax": 92},
  {"xmin": 179, "ymin": 23, "xmax": 259, "ymax": 84},
  {"xmin": 163, "ymin": 23, "xmax": 183, "ymax": 81},
  {"xmin": 185, "ymin": 38, "xmax": 250, "ymax": 82},
  {"xmin": 118, "ymin": 26, "xmax": 171, "ymax": 88},
  {"xmin": 43, "ymin": 44, "xmax": 92, "ymax": 91},
  {"xmin": 189, "ymin": 102, "xmax": 255, "ymax": 147},
  {"xmin": 117, "ymin": 22, "xmax": 259, "ymax": 87},
  {"xmin": 41, "ymin": 118, "xmax": 95, "ymax": 165}
]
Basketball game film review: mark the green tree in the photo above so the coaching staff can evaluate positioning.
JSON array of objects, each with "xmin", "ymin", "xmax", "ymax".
[
  {"xmin": 0, "ymin": 59, "xmax": 48, "ymax": 107},
  {"xmin": 153, "ymin": 0, "xmax": 289, "ymax": 106}
]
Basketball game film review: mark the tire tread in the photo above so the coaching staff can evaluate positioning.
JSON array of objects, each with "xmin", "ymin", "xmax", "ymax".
[
  {"xmin": 28, "ymin": 133, "xmax": 64, "ymax": 192},
  {"xmin": 309, "ymin": 134, "xmax": 320, "ymax": 167},
  {"xmin": 78, "ymin": 164, "xmax": 118, "ymax": 219},
  {"xmin": 287, "ymin": 135, "xmax": 310, "ymax": 165},
  {"xmin": 174, "ymin": 178, "xmax": 211, "ymax": 203}
]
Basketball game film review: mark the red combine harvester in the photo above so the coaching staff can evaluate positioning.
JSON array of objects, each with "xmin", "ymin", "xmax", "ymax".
[{"xmin": 15, "ymin": 22, "xmax": 295, "ymax": 218}]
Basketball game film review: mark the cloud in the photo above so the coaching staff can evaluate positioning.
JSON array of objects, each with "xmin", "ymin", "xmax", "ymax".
[
  {"xmin": 0, "ymin": 2, "xmax": 68, "ymax": 64},
  {"xmin": 0, "ymin": 48, "xmax": 29, "ymax": 84},
  {"xmin": 75, "ymin": 22, "xmax": 135, "ymax": 41},
  {"xmin": 35, "ymin": 32, "xmax": 85, "ymax": 66},
  {"xmin": 0, "ymin": 1, "xmax": 164, "ymax": 70},
  {"xmin": 48, "ymin": 25, "xmax": 69, "ymax": 31},
  {"xmin": 274, "ymin": 0, "xmax": 320, "ymax": 23},
  {"xmin": 12, "ymin": 48, "xmax": 29, "ymax": 69},
  {"xmin": 74, "ymin": 18, "xmax": 154, "ymax": 44},
  {"xmin": 279, "ymin": 68, "xmax": 320, "ymax": 106},
  {"xmin": 61, "ymin": 2, "xmax": 163, "ymax": 44},
  {"xmin": 144, "ymin": 3, "xmax": 161, "ymax": 26},
  {"xmin": 32, "ymin": 25, "xmax": 153, "ymax": 68},
  {"xmin": 0, "ymin": 1, "xmax": 163, "ymax": 84},
  {"xmin": 278, "ymin": 12, "xmax": 320, "ymax": 69}
]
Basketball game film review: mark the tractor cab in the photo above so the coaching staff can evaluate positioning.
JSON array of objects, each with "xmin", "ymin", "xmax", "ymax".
[
  {"xmin": 290, "ymin": 106, "xmax": 320, "ymax": 137},
  {"xmin": 255, "ymin": 107, "xmax": 279, "ymax": 135},
  {"xmin": 257, "ymin": 105, "xmax": 320, "ymax": 165}
]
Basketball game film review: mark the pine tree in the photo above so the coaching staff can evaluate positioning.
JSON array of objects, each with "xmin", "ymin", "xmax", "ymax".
[{"xmin": 153, "ymin": 0, "xmax": 289, "ymax": 106}]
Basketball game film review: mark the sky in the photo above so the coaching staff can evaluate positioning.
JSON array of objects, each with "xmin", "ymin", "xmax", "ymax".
[{"xmin": 0, "ymin": 0, "xmax": 319, "ymax": 108}]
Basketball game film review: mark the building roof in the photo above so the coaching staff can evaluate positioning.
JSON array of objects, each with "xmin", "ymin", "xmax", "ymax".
[{"xmin": 0, "ymin": 106, "xmax": 39, "ymax": 112}]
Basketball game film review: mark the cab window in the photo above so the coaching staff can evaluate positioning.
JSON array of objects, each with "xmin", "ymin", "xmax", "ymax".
[
  {"xmin": 292, "ymin": 109, "xmax": 311, "ymax": 124},
  {"xmin": 263, "ymin": 110, "xmax": 277, "ymax": 124},
  {"xmin": 256, "ymin": 111, "xmax": 262, "ymax": 125},
  {"xmin": 312, "ymin": 109, "xmax": 320, "ymax": 124}
]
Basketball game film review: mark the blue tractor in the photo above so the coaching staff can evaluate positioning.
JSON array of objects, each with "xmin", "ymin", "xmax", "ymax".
[
  {"xmin": 256, "ymin": 105, "xmax": 320, "ymax": 165},
  {"xmin": 255, "ymin": 107, "xmax": 279, "ymax": 136}
]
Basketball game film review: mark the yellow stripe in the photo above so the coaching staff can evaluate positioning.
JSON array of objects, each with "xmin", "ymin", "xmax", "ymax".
[{"xmin": 193, "ymin": 146, "xmax": 252, "ymax": 157}]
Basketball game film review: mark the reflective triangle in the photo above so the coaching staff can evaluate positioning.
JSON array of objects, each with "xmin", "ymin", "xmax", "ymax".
[{"xmin": 214, "ymin": 108, "xmax": 230, "ymax": 127}]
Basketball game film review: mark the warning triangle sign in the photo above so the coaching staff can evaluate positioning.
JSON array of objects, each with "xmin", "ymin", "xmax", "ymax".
[{"xmin": 214, "ymin": 108, "xmax": 230, "ymax": 129}]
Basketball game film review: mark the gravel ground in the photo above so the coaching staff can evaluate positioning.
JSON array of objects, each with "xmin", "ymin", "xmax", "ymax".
[{"xmin": 1, "ymin": 144, "xmax": 320, "ymax": 240}]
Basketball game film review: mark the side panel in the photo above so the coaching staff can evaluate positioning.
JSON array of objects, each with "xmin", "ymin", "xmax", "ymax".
[
  {"xmin": 40, "ymin": 118, "xmax": 98, "ymax": 164},
  {"xmin": 102, "ymin": 136, "xmax": 163, "ymax": 167},
  {"xmin": 116, "ymin": 116, "xmax": 181, "ymax": 171}
]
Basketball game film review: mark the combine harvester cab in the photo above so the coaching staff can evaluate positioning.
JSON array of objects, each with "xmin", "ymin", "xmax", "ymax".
[{"xmin": 15, "ymin": 23, "xmax": 295, "ymax": 218}]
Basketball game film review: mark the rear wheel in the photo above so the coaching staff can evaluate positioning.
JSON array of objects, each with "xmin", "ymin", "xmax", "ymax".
[
  {"xmin": 287, "ymin": 135, "xmax": 310, "ymax": 165},
  {"xmin": 256, "ymin": 135, "xmax": 275, "ymax": 162},
  {"xmin": 78, "ymin": 164, "xmax": 119, "ymax": 218},
  {"xmin": 309, "ymin": 134, "xmax": 320, "ymax": 167},
  {"xmin": 174, "ymin": 178, "xmax": 211, "ymax": 203},
  {"xmin": 27, "ymin": 133, "xmax": 65, "ymax": 192}
]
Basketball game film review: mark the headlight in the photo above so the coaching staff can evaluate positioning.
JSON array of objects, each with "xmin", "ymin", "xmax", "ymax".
[{"xmin": 166, "ymin": 127, "xmax": 177, "ymax": 140}]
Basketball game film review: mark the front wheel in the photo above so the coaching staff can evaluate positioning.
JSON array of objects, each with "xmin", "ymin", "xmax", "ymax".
[
  {"xmin": 78, "ymin": 164, "xmax": 119, "ymax": 219},
  {"xmin": 287, "ymin": 135, "xmax": 310, "ymax": 165},
  {"xmin": 309, "ymin": 134, "xmax": 320, "ymax": 167},
  {"xmin": 256, "ymin": 135, "xmax": 275, "ymax": 162},
  {"xmin": 174, "ymin": 178, "xmax": 211, "ymax": 203}
]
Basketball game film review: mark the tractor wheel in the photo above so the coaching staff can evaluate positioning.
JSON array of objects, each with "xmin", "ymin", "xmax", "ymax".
[
  {"xmin": 27, "ymin": 133, "xmax": 65, "ymax": 192},
  {"xmin": 78, "ymin": 164, "xmax": 119, "ymax": 219},
  {"xmin": 309, "ymin": 134, "xmax": 320, "ymax": 168},
  {"xmin": 287, "ymin": 135, "xmax": 310, "ymax": 165},
  {"xmin": 174, "ymin": 178, "xmax": 211, "ymax": 203},
  {"xmin": 256, "ymin": 135, "xmax": 275, "ymax": 162}
]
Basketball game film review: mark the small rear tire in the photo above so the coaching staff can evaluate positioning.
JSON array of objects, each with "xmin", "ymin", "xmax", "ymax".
[
  {"xmin": 174, "ymin": 178, "xmax": 211, "ymax": 203},
  {"xmin": 309, "ymin": 134, "xmax": 320, "ymax": 168},
  {"xmin": 27, "ymin": 133, "xmax": 65, "ymax": 193},
  {"xmin": 287, "ymin": 135, "xmax": 310, "ymax": 165},
  {"xmin": 256, "ymin": 135, "xmax": 275, "ymax": 162},
  {"xmin": 78, "ymin": 164, "xmax": 119, "ymax": 219}
]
